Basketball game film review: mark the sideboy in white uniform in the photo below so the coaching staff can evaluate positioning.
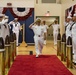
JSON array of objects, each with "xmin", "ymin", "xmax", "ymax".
[
  {"xmin": 52, "ymin": 21, "xmax": 59, "ymax": 45},
  {"xmin": 0, "ymin": 14, "xmax": 6, "ymax": 42},
  {"xmin": 4, "ymin": 16, "xmax": 10, "ymax": 42},
  {"xmin": 71, "ymin": 14, "xmax": 76, "ymax": 65},
  {"xmin": 9, "ymin": 18, "xmax": 21, "ymax": 46},
  {"xmin": 65, "ymin": 16, "xmax": 73, "ymax": 42},
  {"xmin": 42, "ymin": 21, "xmax": 48, "ymax": 45}
]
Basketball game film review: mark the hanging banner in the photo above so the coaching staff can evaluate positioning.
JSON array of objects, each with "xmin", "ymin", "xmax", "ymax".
[{"xmin": 0, "ymin": 7, "xmax": 34, "ymax": 21}]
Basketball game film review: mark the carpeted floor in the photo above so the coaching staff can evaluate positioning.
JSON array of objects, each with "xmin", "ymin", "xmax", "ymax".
[{"xmin": 8, "ymin": 55, "xmax": 73, "ymax": 75}]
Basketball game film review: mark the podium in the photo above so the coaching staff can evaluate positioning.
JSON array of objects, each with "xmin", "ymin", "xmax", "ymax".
[{"xmin": 20, "ymin": 24, "xmax": 27, "ymax": 47}]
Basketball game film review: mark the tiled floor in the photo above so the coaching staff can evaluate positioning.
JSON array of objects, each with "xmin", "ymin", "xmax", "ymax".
[{"xmin": 6, "ymin": 40, "xmax": 76, "ymax": 75}]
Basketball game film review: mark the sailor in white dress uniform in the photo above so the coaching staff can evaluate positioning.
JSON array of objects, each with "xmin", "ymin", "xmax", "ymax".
[
  {"xmin": 71, "ymin": 14, "xmax": 76, "ymax": 65},
  {"xmin": 29, "ymin": 19, "xmax": 46, "ymax": 57},
  {"xmin": 42, "ymin": 20, "xmax": 48, "ymax": 45},
  {"xmin": 9, "ymin": 18, "xmax": 21, "ymax": 46},
  {"xmin": 52, "ymin": 21, "xmax": 60, "ymax": 45},
  {"xmin": 65, "ymin": 16, "xmax": 73, "ymax": 42}
]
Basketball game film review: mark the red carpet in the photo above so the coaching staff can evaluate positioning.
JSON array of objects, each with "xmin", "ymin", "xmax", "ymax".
[{"xmin": 8, "ymin": 55, "xmax": 73, "ymax": 75}]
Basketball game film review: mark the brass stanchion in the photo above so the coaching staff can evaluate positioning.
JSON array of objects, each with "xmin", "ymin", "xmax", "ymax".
[
  {"xmin": 5, "ymin": 35, "xmax": 10, "ymax": 68},
  {"xmin": 61, "ymin": 33, "xmax": 66, "ymax": 61},
  {"xmin": 57, "ymin": 30, "xmax": 61, "ymax": 56},
  {"xmin": 20, "ymin": 24, "xmax": 27, "ymax": 47},
  {"xmin": 0, "ymin": 37, "xmax": 5, "ymax": 75},
  {"xmin": 66, "ymin": 36, "xmax": 73, "ymax": 68},
  {"xmin": 13, "ymin": 33, "xmax": 16, "ymax": 57},
  {"xmin": 10, "ymin": 33, "xmax": 14, "ymax": 62}
]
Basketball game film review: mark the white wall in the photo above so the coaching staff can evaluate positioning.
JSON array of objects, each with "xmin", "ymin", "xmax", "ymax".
[
  {"xmin": 35, "ymin": 0, "xmax": 62, "ymax": 33},
  {"xmin": 35, "ymin": 4, "xmax": 61, "ymax": 16},
  {"xmin": 61, "ymin": 0, "xmax": 76, "ymax": 33},
  {"xmin": 0, "ymin": 0, "xmax": 34, "ymax": 7}
]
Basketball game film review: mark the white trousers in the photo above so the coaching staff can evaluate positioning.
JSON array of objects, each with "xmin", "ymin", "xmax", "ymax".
[
  {"xmin": 44, "ymin": 32, "xmax": 47, "ymax": 45},
  {"xmin": 13, "ymin": 31, "xmax": 19, "ymax": 46},
  {"xmin": 44, "ymin": 40, "xmax": 46, "ymax": 45},
  {"xmin": 34, "ymin": 36, "xmax": 44, "ymax": 55},
  {"xmin": 53, "ymin": 32, "xmax": 58, "ymax": 45},
  {"xmin": 72, "ymin": 36, "xmax": 76, "ymax": 63}
]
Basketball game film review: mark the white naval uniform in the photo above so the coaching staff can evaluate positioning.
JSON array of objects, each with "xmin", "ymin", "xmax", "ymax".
[
  {"xmin": 0, "ymin": 19, "xmax": 6, "ymax": 42},
  {"xmin": 42, "ymin": 25, "xmax": 48, "ymax": 45},
  {"xmin": 0, "ymin": 23, "xmax": 5, "ymax": 40},
  {"xmin": 71, "ymin": 22, "xmax": 76, "ymax": 63},
  {"xmin": 4, "ymin": 23, "xmax": 9, "ymax": 36},
  {"xmin": 52, "ymin": 24, "xmax": 59, "ymax": 45},
  {"xmin": 12, "ymin": 22, "xmax": 20, "ymax": 46},
  {"xmin": 31, "ymin": 25, "xmax": 46, "ymax": 55},
  {"xmin": 65, "ymin": 23, "xmax": 72, "ymax": 42},
  {"xmin": 65, "ymin": 21, "xmax": 73, "ymax": 43},
  {"xmin": 4, "ymin": 19, "xmax": 10, "ymax": 42}
]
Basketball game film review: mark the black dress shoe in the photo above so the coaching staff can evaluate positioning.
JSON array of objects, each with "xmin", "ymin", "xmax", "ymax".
[
  {"xmin": 72, "ymin": 53, "xmax": 74, "ymax": 55},
  {"xmin": 74, "ymin": 63, "xmax": 76, "ymax": 65}
]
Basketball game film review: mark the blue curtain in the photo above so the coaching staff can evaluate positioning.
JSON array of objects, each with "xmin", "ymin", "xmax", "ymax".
[{"xmin": 5, "ymin": 9, "xmax": 34, "ymax": 43}]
